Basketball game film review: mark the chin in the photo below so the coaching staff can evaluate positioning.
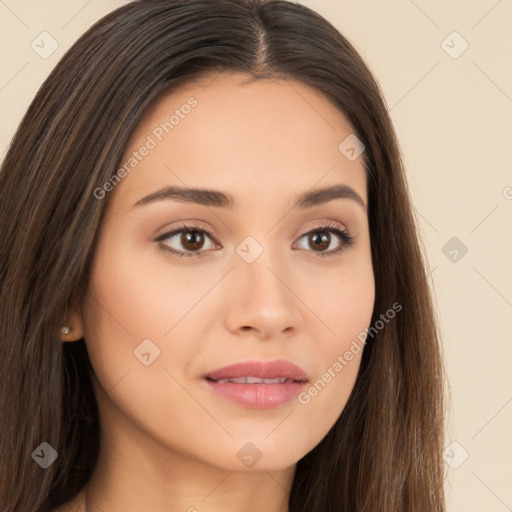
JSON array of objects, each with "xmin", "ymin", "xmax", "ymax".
[{"xmin": 201, "ymin": 436, "xmax": 311, "ymax": 473}]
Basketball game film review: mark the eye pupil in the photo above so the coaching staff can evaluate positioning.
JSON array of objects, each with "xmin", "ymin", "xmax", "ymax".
[
  {"xmin": 160, "ymin": 224, "xmax": 350, "ymax": 258},
  {"xmin": 182, "ymin": 230, "xmax": 204, "ymax": 250},
  {"xmin": 310, "ymin": 231, "xmax": 330, "ymax": 251}
]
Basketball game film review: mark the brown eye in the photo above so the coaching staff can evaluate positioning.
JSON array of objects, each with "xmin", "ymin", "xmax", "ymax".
[
  {"xmin": 156, "ymin": 224, "xmax": 218, "ymax": 258},
  {"xmin": 180, "ymin": 230, "xmax": 206, "ymax": 251},
  {"xmin": 308, "ymin": 231, "xmax": 331, "ymax": 252},
  {"xmin": 295, "ymin": 223, "xmax": 355, "ymax": 257}
]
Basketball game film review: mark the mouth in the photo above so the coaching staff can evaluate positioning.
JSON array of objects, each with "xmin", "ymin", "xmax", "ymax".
[
  {"xmin": 205, "ymin": 376, "xmax": 306, "ymax": 384},
  {"xmin": 205, "ymin": 358, "xmax": 309, "ymax": 382},
  {"xmin": 203, "ymin": 359, "xmax": 309, "ymax": 408}
]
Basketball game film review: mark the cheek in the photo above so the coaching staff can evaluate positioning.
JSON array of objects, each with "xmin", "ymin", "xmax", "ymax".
[
  {"xmin": 298, "ymin": 245, "xmax": 375, "ymax": 347},
  {"xmin": 293, "ymin": 255, "xmax": 374, "ymax": 425},
  {"xmin": 80, "ymin": 236, "xmax": 189, "ymax": 398},
  {"xmin": 81, "ymin": 243, "xmax": 204, "ymax": 446},
  {"xmin": 83, "ymin": 229, "xmax": 210, "ymax": 344}
]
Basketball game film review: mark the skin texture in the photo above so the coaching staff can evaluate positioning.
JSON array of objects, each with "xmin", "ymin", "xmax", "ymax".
[{"xmin": 60, "ymin": 71, "xmax": 375, "ymax": 512}]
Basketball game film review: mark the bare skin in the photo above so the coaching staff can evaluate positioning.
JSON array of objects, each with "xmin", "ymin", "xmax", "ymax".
[{"xmin": 58, "ymin": 71, "xmax": 375, "ymax": 512}]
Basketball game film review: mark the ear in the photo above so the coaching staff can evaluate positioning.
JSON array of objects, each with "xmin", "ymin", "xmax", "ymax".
[{"xmin": 59, "ymin": 302, "xmax": 85, "ymax": 342}]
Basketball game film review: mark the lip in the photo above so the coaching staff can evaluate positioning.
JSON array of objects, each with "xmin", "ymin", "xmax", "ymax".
[
  {"xmin": 206, "ymin": 359, "xmax": 308, "ymax": 381},
  {"xmin": 204, "ymin": 359, "xmax": 309, "ymax": 409}
]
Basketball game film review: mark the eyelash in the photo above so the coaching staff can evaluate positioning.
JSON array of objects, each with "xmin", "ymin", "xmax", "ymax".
[{"xmin": 156, "ymin": 222, "xmax": 355, "ymax": 259}]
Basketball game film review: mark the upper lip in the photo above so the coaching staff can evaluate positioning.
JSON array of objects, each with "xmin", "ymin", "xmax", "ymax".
[{"xmin": 206, "ymin": 359, "xmax": 309, "ymax": 382}]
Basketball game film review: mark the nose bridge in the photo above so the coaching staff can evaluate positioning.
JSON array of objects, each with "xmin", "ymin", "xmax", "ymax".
[
  {"xmin": 225, "ymin": 232, "xmax": 301, "ymax": 337},
  {"xmin": 237, "ymin": 232, "xmax": 287, "ymax": 300}
]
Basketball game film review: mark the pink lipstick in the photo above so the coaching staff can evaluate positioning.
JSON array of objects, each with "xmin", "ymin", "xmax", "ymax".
[{"xmin": 204, "ymin": 359, "xmax": 308, "ymax": 408}]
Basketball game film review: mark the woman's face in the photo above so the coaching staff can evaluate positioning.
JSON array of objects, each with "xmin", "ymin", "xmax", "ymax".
[{"xmin": 76, "ymin": 71, "xmax": 374, "ymax": 472}]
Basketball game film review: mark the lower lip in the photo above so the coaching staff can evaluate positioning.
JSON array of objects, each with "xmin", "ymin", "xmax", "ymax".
[{"xmin": 205, "ymin": 379, "xmax": 307, "ymax": 408}]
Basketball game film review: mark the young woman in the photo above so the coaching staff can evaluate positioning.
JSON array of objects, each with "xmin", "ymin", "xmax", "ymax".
[{"xmin": 0, "ymin": 0, "xmax": 446, "ymax": 511}]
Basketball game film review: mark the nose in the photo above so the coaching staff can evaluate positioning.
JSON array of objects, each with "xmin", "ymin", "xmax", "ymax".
[{"xmin": 223, "ymin": 245, "xmax": 303, "ymax": 340}]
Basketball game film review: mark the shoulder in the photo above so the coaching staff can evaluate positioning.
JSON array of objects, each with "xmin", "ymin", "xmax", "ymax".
[{"xmin": 51, "ymin": 490, "xmax": 85, "ymax": 512}]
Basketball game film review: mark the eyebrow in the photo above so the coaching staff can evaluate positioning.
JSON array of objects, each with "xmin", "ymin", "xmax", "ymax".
[{"xmin": 132, "ymin": 184, "xmax": 367, "ymax": 213}]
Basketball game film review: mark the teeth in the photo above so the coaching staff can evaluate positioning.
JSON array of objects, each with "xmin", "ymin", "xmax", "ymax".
[
  {"xmin": 247, "ymin": 376, "xmax": 262, "ymax": 384},
  {"xmin": 214, "ymin": 376, "xmax": 288, "ymax": 384}
]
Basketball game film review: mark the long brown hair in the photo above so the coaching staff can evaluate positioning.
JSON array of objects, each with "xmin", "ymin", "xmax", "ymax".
[{"xmin": 0, "ymin": 0, "xmax": 446, "ymax": 510}]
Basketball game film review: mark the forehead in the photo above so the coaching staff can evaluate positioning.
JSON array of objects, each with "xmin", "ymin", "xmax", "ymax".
[{"xmin": 110, "ymin": 71, "xmax": 367, "ymax": 212}]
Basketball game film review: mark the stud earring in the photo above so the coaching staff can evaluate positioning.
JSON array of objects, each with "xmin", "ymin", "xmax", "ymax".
[{"xmin": 61, "ymin": 325, "xmax": 71, "ymax": 334}]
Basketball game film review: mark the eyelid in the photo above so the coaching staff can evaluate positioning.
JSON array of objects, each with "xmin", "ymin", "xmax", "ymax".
[
  {"xmin": 155, "ymin": 221, "xmax": 355, "ymax": 258},
  {"xmin": 294, "ymin": 222, "xmax": 355, "ymax": 257},
  {"xmin": 153, "ymin": 219, "xmax": 215, "ymax": 239},
  {"xmin": 154, "ymin": 222, "xmax": 220, "ymax": 256}
]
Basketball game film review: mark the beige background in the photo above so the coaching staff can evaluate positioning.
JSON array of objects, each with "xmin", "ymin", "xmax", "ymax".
[{"xmin": 1, "ymin": 1, "xmax": 511, "ymax": 510}]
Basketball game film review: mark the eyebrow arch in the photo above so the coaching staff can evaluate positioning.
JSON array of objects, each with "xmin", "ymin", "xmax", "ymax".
[{"xmin": 132, "ymin": 184, "xmax": 367, "ymax": 213}]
